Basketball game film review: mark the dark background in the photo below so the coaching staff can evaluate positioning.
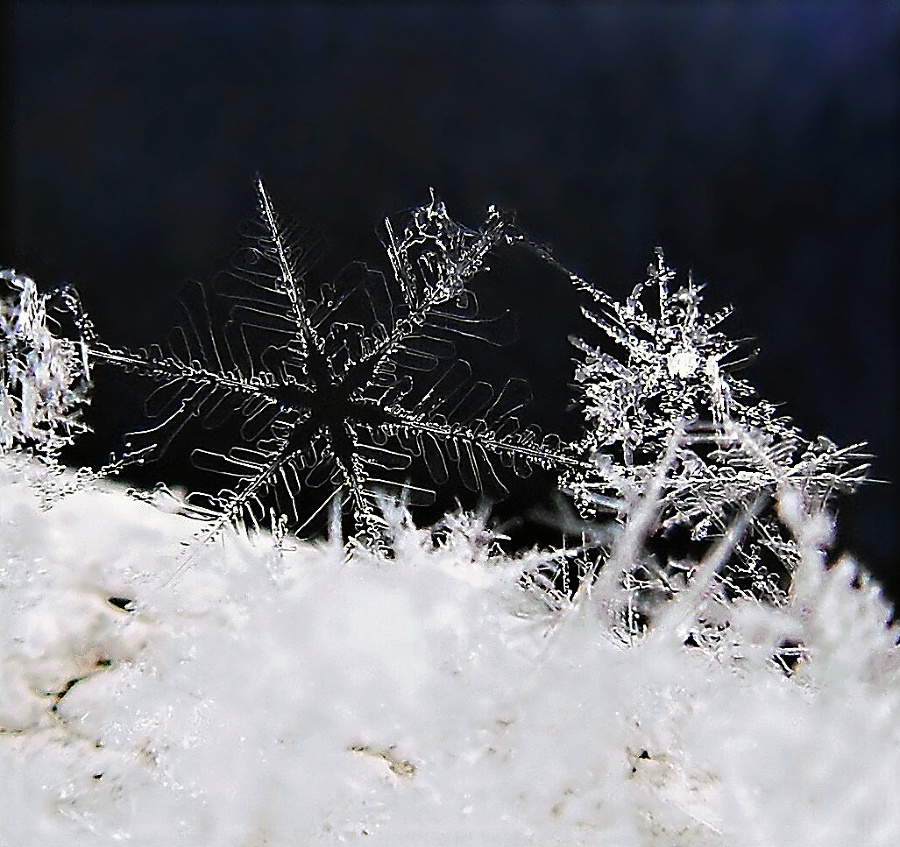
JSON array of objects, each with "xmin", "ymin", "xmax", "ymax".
[{"xmin": 2, "ymin": 3, "xmax": 897, "ymax": 600}]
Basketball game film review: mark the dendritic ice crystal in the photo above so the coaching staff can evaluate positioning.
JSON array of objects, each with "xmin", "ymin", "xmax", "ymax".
[
  {"xmin": 556, "ymin": 248, "xmax": 868, "ymax": 608},
  {"xmin": 0, "ymin": 180, "xmax": 868, "ymax": 606},
  {"xmin": 88, "ymin": 179, "xmax": 584, "ymax": 545}
]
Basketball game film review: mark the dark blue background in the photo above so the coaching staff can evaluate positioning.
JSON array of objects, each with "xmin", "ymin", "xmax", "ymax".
[{"xmin": 2, "ymin": 3, "xmax": 896, "ymax": 600}]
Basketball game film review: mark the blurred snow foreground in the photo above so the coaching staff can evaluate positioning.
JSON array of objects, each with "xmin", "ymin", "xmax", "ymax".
[{"xmin": 2, "ymin": 453, "xmax": 899, "ymax": 846}]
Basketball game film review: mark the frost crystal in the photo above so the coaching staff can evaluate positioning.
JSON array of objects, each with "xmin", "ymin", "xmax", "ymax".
[
  {"xmin": 0, "ymin": 270, "xmax": 92, "ymax": 458},
  {"xmin": 553, "ymin": 247, "xmax": 868, "ymax": 620}
]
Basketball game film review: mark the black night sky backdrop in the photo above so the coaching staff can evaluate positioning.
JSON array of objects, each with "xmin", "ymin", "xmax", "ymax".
[{"xmin": 2, "ymin": 3, "xmax": 897, "ymax": 600}]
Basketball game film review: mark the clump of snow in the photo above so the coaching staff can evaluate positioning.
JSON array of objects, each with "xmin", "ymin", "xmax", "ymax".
[{"xmin": 2, "ymin": 453, "xmax": 899, "ymax": 845}]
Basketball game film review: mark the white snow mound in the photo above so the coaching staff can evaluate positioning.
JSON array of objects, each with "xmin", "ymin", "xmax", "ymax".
[{"xmin": 1, "ymin": 455, "xmax": 899, "ymax": 845}]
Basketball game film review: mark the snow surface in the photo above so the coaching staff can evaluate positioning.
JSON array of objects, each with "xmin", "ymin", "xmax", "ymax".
[{"xmin": 1, "ymin": 453, "xmax": 899, "ymax": 845}]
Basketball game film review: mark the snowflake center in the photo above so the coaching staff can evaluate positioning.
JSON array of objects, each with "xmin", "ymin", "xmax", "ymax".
[{"xmin": 666, "ymin": 346, "xmax": 700, "ymax": 379}]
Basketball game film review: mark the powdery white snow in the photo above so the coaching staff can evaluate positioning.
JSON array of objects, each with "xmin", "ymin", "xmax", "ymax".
[{"xmin": 1, "ymin": 454, "xmax": 899, "ymax": 846}]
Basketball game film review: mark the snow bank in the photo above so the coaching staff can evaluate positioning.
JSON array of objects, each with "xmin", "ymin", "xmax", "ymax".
[{"xmin": 2, "ymin": 454, "xmax": 898, "ymax": 845}]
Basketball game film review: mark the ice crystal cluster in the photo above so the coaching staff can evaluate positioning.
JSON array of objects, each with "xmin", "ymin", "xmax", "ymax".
[
  {"xmin": 29, "ymin": 178, "xmax": 865, "ymax": 602},
  {"xmin": 1, "ymin": 182, "xmax": 897, "ymax": 845},
  {"xmin": 0, "ymin": 270, "xmax": 91, "ymax": 457}
]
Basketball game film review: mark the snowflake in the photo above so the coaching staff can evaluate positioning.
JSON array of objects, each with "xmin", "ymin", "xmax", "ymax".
[
  {"xmin": 88, "ymin": 179, "xmax": 583, "ymax": 545},
  {"xmin": 551, "ymin": 247, "xmax": 868, "ymax": 615}
]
